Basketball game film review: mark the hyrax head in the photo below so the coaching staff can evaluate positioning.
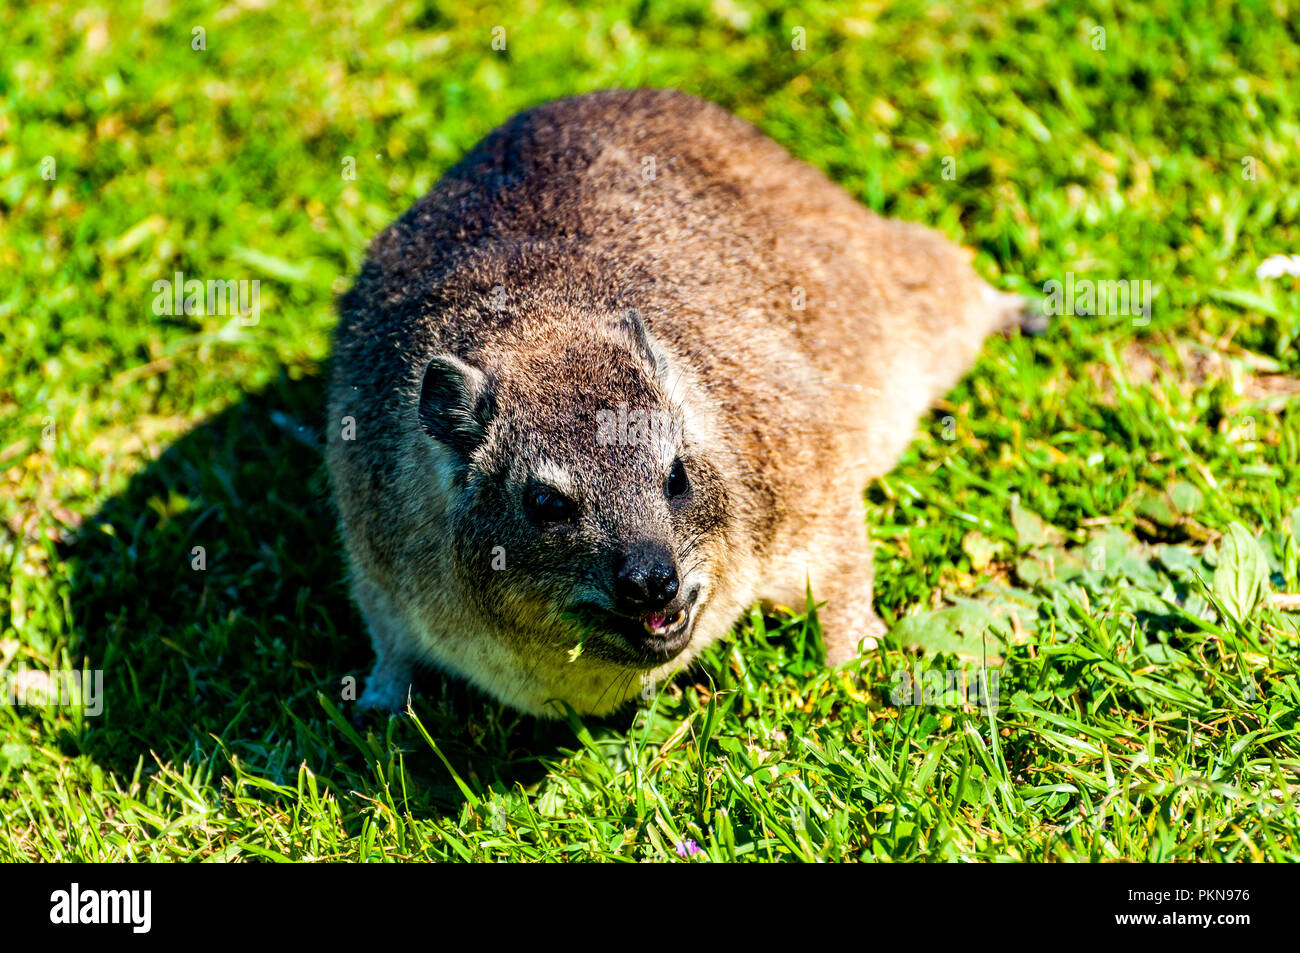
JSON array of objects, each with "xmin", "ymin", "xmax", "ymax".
[{"xmin": 415, "ymin": 308, "xmax": 730, "ymax": 702}]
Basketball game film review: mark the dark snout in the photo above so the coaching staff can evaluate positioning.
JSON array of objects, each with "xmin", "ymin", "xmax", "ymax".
[{"xmin": 613, "ymin": 542, "xmax": 680, "ymax": 615}]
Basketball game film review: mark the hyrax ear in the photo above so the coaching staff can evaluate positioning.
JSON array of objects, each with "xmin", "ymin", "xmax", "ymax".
[
  {"xmin": 615, "ymin": 308, "xmax": 671, "ymax": 383},
  {"xmin": 417, "ymin": 354, "xmax": 495, "ymax": 454}
]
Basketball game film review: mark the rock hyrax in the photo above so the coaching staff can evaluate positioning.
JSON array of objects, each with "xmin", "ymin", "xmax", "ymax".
[{"xmin": 328, "ymin": 89, "xmax": 1029, "ymax": 716}]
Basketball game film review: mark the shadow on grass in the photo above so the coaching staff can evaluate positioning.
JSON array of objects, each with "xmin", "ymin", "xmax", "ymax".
[{"xmin": 63, "ymin": 370, "xmax": 579, "ymax": 812}]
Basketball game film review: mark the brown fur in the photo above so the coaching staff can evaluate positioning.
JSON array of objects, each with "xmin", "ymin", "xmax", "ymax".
[{"xmin": 327, "ymin": 89, "xmax": 1027, "ymax": 716}]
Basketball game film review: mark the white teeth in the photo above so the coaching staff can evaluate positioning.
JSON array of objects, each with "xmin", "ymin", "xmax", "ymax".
[{"xmin": 643, "ymin": 610, "xmax": 686, "ymax": 636}]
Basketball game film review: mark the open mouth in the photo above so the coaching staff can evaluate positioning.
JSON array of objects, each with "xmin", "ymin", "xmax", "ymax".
[
  {"xmin": 570, "ymin": 587, "xmax": 701, "ymax": 668},
  {"xmin": 633, "ymin": 584, "xmax": 701, "ymax": 662},
  {"xmin": 634, "ymin": 604, "xmax": 693, "ymax": 663},
  {"xmin": 641, "ymin": 608, "xmax": 688, "ymax": 640}
]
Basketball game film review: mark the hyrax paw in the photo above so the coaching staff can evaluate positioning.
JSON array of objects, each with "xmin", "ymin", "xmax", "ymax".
[
  {"xmin": 823, "ymin": 614, "xmax": 886, "ymax": 667},
  {"xmin": 824, "ymin": 634, "xmax": 880, "ymax": 667},
  {"xmin": 357, "ymin": 675, "xmax": 411, "ymax": 715}
]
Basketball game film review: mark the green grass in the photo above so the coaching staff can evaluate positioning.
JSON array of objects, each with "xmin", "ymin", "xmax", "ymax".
[{"xmin": 2, "ymin": 0, "xmax": 1299, "ymax": 861}]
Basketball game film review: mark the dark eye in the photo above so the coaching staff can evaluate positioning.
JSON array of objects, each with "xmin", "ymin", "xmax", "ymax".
[
  {"xmin": 524, "ymin": 485, "xmax": 577, "ymax": 525},
  {"xmin": 666, "ymin": 458, "xmax": 689, "ymax": 500}
]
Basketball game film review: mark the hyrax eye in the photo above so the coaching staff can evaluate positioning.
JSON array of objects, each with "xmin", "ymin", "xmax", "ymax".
[
  {"xmin": 525, "ymin": 485, "xmax": 577, "ymax": 525},
  {"xmin": 666, "ymin": 458, "xmax": 690, "ymax": 499}
]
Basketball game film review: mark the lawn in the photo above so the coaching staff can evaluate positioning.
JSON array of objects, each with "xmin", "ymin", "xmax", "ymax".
[{"xmin": 1, "ymin": 0, "xmax": 1298, "ymax": 861}]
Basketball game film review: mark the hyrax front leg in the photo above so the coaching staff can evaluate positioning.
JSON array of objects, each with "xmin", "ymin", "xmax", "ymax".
[
  {"xmin": 358, "ymin": 650, "xmax": 417, "ymax": 713},
  {"xmin": 817, "ymin": 571, "xmax": 887, "ymax": 667},
  {"xmin": 810, "ymin": 509, "xmax": 887, "ymax": 667},
  {"xmin": 352, "ymin": 578, "xmax": 418, "ymax": 713}
]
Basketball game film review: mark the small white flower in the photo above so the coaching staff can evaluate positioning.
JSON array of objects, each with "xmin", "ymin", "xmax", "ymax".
[{"xmin": 1255, "ymin": 254, "xmax": 1300, "ymax": 280}]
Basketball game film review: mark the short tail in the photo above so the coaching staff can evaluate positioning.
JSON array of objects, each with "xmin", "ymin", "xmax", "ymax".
[{"xmin": 985, "ymin": 287, "xmax": 1050, "ymax": 337}]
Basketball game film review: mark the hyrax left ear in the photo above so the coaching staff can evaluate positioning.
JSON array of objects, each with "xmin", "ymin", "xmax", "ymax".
[
  {"xmin": 418, "ymin": 354, "xmax": 495, "ymax": 454},
  {"xmin": 615, "ymin": 308, "xmax": 671, "ymax": 383}
]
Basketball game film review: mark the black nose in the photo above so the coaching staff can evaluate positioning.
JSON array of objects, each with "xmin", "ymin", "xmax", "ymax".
[{"xmin": 614, "ymin": 546, "xmax": 680, "ymax": 613}]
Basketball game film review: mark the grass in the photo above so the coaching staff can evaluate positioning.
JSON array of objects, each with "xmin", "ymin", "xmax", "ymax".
[{"xmin": 1, "ymin": 0, "xmax": 1299, "ymax": 861}]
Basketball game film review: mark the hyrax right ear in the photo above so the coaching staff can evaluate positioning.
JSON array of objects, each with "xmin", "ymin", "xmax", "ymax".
[{"xmin": 417, "ymin": 354, "xmax": 494, "ymax": 455}]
